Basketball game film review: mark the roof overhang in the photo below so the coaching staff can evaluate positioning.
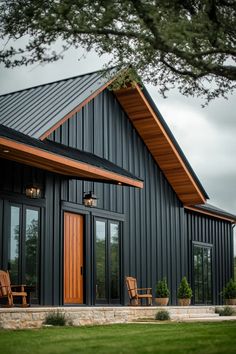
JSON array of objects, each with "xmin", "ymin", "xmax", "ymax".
[
  {"xmin": 114, "ymin": 84, "xmax": 207, "ymax": 205},
  {"xmin": 185, "ymin": 205, "xmax": 236, "ymax": 223},
  {"xmin": 0, "ymin": 135, "xmax": 143, "ymax": 188}
]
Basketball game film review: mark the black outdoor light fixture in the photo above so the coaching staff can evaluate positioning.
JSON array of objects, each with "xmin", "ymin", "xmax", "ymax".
[
  {"xmin": 25, "ymin": 184, "xmax": 42, "ymax": 199},
  {"xmin": 83, "ymin": 191, "xmax": 98, "ymax": 207}
]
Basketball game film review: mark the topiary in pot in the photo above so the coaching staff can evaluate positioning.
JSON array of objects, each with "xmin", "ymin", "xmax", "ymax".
[
  {"xmin": 222, "ymin": 279, "xmax": 236, "ymax": 305},
  {"xmin": 155, "ymin": 278, "xmax": 170, "ymax": 306},
  {"xmin": 177, "ymin": 277, "xmax": 192, "ymax": 306}
]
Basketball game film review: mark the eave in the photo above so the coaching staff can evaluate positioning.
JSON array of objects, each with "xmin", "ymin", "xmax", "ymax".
[
  {"xmin": 185, "ymin": 206, "xmax": 236, "ymax": 224},
  {"xmin": 114, "ymin": 84, "xmax": 207, "ymax": 206},
  {"xmin": 0, "ymin": 136, "xmax": 143, "ymax": 189}
]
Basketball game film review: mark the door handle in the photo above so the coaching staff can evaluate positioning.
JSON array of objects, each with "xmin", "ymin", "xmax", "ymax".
[{"xmin": 80, "ymin": 266, "xmax": 83, "ymax": 276}]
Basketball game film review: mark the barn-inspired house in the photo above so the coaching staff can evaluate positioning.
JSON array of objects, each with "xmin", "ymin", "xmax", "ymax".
[{"xmin": 0, "ymin": 68, "xmax": 235, "ymax": 307}]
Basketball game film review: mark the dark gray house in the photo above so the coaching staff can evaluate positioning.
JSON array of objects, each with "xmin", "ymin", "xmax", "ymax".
[{"xmin": 0, "ymin": 68, "xmax": 235, "ymax": 306}]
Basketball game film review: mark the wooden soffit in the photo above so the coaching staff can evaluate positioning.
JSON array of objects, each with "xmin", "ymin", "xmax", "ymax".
[
  {"xmin": 0, "ymin": 137, "xmax": 143, "ymax": 188},
  {"xmin": 114, "ymin": 84, "xmax": 206, "ymax": 205}
]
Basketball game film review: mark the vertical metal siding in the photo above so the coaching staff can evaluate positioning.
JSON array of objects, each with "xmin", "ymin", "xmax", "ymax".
[
  {"xmin": 49, "ymin": 89, "xmax": 186, "ymax": 305},
  {"xmin": 185, "ymin": 210, "xmax": 233, "ymax": 304},
  {"xmin": 0, "ymin": 88, "xmax": 233, "ymax": 306}
]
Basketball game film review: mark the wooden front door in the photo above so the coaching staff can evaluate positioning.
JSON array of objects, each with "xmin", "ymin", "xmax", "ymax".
[{"xmin": 64, "ymin": 212, "xmax": 84, "ymax": 304}]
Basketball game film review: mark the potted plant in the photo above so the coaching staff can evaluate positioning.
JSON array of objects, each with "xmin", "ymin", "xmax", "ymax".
[
  {"xmin": 155, "ymin": 278, "xmax": 170, "ymax": 306},
  {"xmin": 177, "ymin": 277, "xmax": 192, "ymax": 306},
  {"xmin": 222, "ymin": 279, "xmax": 236, "ymax": 305}
]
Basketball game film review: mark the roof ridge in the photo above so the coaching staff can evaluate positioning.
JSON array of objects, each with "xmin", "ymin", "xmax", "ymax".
[{"xmin": 0, "ymin": 66, "xmax": 117, "ymax": 97}]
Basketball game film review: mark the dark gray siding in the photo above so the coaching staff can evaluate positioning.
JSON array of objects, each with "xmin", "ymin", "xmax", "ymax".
[
  {"xmin": 185, "ymin": 210, "xmax": 233, "ymax": 304},
  {"xmin": 0, "ymin": 88, "xmax": 233, "ymax": 306},
  {"xmin": 48, "ymin": 89, "xmax": 187, "ymax": 305}
]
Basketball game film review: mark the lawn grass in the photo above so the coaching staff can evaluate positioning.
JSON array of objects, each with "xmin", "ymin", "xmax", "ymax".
[{"xmin": 0, "ymin": 322, "xmax": 236, "ymax": 354}]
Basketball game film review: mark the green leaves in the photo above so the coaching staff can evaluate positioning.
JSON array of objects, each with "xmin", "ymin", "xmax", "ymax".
[
  {"xmin": 0, "ymin": 0, "xmax": 235, "ymax": 101},
  {"xmin": 155, "ymin": 278, "xmax": 170, "ymax": 298},
  {"xmin": 177, "ymin": 277, "xmax": 192, "ymax": 299},
  {"xmin": 222, "ymin": 279, "xmax": 236, "ymax": 299}
]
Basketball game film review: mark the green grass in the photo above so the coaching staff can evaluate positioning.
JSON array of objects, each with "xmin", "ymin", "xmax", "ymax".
[{"xmin": 0, "ymin": 322, "xmax": 236, "ymax": 354}]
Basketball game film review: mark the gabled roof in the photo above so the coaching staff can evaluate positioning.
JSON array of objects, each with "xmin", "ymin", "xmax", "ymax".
[
  {"xmin": 0, "ymin": 124, "xmax": 143, "ymax": 188},
  {"xmin": 0, "ymin": 68, "xmax": 117, "ymax": 139},
  {"xmin": 0, "ymin": 68, "xmax": 209, "ymax": 205}
]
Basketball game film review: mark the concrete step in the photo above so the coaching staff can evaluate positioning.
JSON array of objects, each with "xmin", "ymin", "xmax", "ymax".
[
  {"xmin": 178, "ymin": 316, "xmax": 236, "ymax": 322},
  {"xmin": 171, "ymin": 313, "xmax": 219, "ymax": 319}
]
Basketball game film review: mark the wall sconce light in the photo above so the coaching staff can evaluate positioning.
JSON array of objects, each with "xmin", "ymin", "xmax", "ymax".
[
  {"xmin": 25, "ymin": 185, "xmax": 42, "ymax": 199},
  {"xmin": 83, "ymin": 191, "xmax": 98, "ymax": 207}
]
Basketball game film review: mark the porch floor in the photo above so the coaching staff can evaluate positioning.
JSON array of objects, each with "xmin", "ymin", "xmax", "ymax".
[{"xmin": 1, "ymin": 305, "xmax": 236, "ymax": 329}]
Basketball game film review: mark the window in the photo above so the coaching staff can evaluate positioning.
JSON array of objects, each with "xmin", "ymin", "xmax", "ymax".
[
  {"xmin": 8, "ymin": 204, "xmax": 40, "ymax": 303},
  {"xmin": 95, "ymin": 218, "xmax": 121, "ymax": 304},
  {"xmin": 193, "ymin": 243, "xmax": 212, "ymax": 304}
]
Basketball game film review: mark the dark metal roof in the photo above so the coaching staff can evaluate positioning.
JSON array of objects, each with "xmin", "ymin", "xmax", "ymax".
[
  {"xmin": 0, "ymin": 66, "xmax": 208, "ymax": 199},
  {"xmin": 0, "ymin": 68, "xmax": 117, "ymax": 139},
  {"xmin": 0, "ymin": 124, "xmax": 142, "ymax": 183},
  {"xmin": 190, "ymin": 203, "xmax": 236, "ymax": 222}
]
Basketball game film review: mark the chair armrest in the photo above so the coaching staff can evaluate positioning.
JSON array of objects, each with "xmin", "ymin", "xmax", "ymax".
[
  {"xmin": 137, "ymin": 288, "xmax": 152, "ymax": 291},
  {"xmin": 11, "ymin": 285, "xmax": 26, "ymax": 288}
]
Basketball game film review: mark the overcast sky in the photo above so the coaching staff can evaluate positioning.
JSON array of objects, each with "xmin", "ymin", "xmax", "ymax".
[{"xmin": 0, "ymin": 47, "xmax": 236, "ymax": 215}]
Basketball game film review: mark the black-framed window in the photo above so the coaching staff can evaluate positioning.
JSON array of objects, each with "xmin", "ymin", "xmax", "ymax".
[
  {"xmin": 193, "ymin": 243, "xmax": 212, "ymax": 305},
  {"xmin": 95, "ymin": 217, "xmax": 121, "ymax": 304},
  {"xmin": 8, "ymin": 203, "xmax": 40, "ymax": 303}
]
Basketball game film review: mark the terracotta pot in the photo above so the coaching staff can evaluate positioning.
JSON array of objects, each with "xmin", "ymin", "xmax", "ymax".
[
  {"xmin": 225, "ymin": 299, "xmax": 236, "ymax": 305},
  {"xmin": 155, "ymin": 297, "xmax": 169, "ymax": 306},
  {"xmin": 178, "ymin": 298, "xmax": 191, "ymax": 306}
]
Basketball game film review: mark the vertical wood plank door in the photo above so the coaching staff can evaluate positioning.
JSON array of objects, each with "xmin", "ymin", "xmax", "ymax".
[{"xmin": 64, "ymin": 212, "xmax": 84, "ymax": 304}]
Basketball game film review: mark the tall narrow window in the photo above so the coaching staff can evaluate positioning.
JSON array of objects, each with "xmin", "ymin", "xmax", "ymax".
[
  {"xmin": 193, "ymin": 244, "xmax": 212, "ymax": 305},
  {"xmin": 8, "ymin": 204, "xmax": 40, "ymax": 303},
  {"xmin": 25, "ymin": 208, "xmax": 39, "ymax": 302},
  {"xmin": 110, "ymin": 222, "xmax": 120, "ymax": 300},
  {"xmin": 9, "ymin": 206, "xmax": 20, "ymax": 284},
  {"xmin": 95, "ymin": 220, "xmax": 106, "ymax": 301},
  {"xmin": 95, "ymin": 218, "xmax": 121, "ymax": 304}
]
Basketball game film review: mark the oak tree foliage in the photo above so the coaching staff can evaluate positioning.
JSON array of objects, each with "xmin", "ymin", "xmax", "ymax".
[{"xmin": 0, "ymin": 0, "xmax": 235, "ymax": 101}]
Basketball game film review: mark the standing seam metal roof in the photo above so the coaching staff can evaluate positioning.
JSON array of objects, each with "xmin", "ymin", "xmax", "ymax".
[
  {"xmin": 0, "ymin": 66, "xmax": 208, "ymax": 199},
  {"xmin": 0, "ymin": 68, "xmax": 117, "ymax": 139}
]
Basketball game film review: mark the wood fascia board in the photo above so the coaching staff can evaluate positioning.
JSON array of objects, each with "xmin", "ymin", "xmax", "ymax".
[
  {"xmin": 133, "ymin": 84, "xmax": 206, "ymax": 205},
  {"xmin": 185, "ymin": 206, "xmax": 236, "ymax": 223},
  {"xmin": 39, "ymin": 76, "xmax": 118, "ymax": 141},
  {"xmin": 0, "ymin": 137, "xmax": 143, "ymax": 188}
]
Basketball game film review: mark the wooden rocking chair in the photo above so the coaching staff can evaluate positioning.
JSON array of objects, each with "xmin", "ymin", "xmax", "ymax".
[
  {"xmin": 125, "ymin": 276, "xmax": 152, "ymax": 306},
  {"xmin": 0, "ymin": 270, "xmax": 28, "ymax": 307}
]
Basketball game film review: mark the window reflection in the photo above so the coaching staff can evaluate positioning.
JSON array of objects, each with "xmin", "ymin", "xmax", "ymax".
[
  {"xmin": 25, "ymin": 209, "xmax": 39, "ymax": 301},
  {"xmin": 95, "ymin": 219, "xmax": 121, "ymax": 304},
  {"xmin": 96, "ymin": 221, "xmax": 106, "ymax": 300},
  {"xmin": 193, "ymin": 245, "xmax": 212, "ymax": 304},
  {"xmin": 9, "ymin": 206, "xmax": 20, "ymax": 284}
]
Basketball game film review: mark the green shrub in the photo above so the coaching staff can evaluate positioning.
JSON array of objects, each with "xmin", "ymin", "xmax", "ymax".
[
  {"xmin": 44, "ymin": 310, "xmax": 67, "ymax": 326},
  {"xmin": 177, "ymin": 277, "xmax": 192, "ymax": 299},
  {"xmin": 155, "ymin": 310, "xmax": 170, "ymax": 321},
  {"xmin": 156, "ymin": 278, "xmax": 170, "ymax": 298},
  {"xmin": 222, "ymin": 279, "xmax": 236, "ymax": 299},
  {"xmin": 215, "ymin": 306, "xmax": 235, "ymax": 316}
]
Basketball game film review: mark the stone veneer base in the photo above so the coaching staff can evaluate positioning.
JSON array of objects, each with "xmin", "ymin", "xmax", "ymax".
[{"xmin": 0, "ymin": 306, "xmax": 235, "ymax": 329}]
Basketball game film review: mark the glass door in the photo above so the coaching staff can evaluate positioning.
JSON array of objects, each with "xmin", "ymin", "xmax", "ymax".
[
  {"xmin": 95, "ymin": 218, "xmax": 121, "ymax": 304},
  {"xmin": 8, "ymin": 204, "xmax": 40, "ymax": 303},
  {"xmin": 193, "ymin": 244, "xmax": 212, "ymax": 304}
]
